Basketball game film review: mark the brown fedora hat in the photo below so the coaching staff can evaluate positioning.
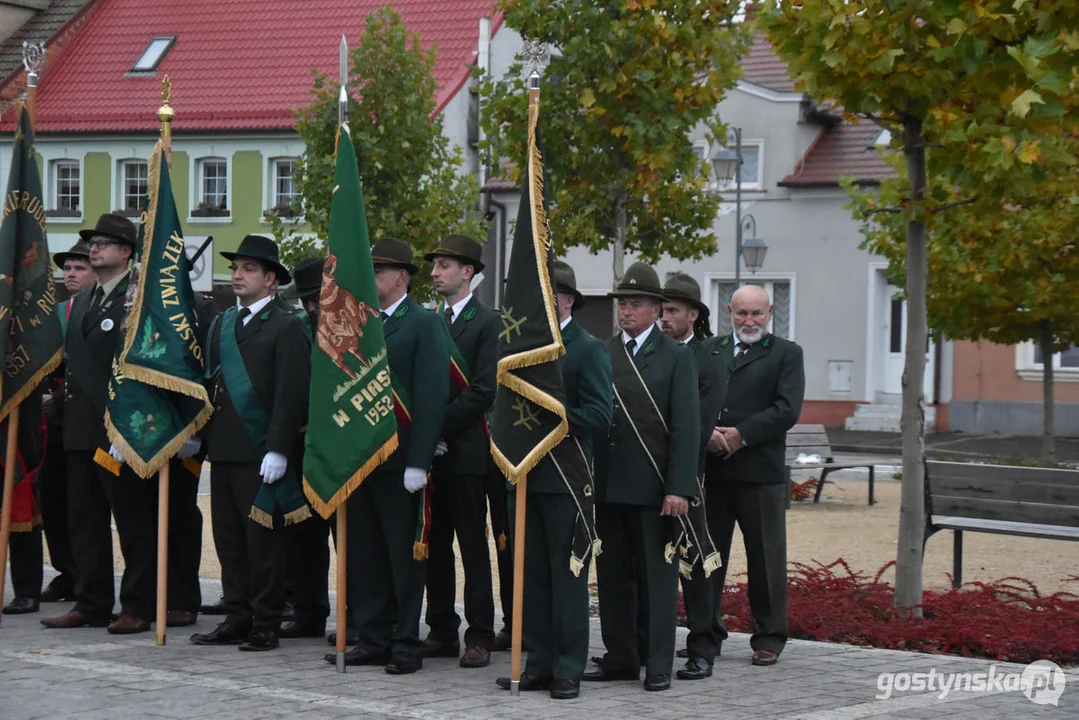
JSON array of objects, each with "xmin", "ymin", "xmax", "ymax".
[
  {"xmin": 552, "ymin": 259, "xmax": 585, "ymax": 309},
  {"xmin": 54, "ymin": 238, "xmax": 92, "ymax": 269},
  {"xmin": 663, "ymin": 273, "xmax": 710, "ymax": 323},
  {"xmin": 371, "ymin": 237, "xmax": 419, "ymax": 274},
  {"xmin": 424, "ymin": 234, "xmax": 485, "ymax": 273},
  {"xmin": 608, "ymin": 262, "xmax": 666, "ymax": 302},
  {"xmin": 78, "ymin": 213, "xmax": 138, "ymax": 247}
]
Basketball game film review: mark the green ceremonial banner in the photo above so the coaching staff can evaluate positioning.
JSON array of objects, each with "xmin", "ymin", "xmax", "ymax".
[
  {"xmin": 0, "ymin": 105, "xmax": 63, "ymax": 435},
  {"xmin": 104, "ymin": 141, "xmax": 212, "ymax": 478},
  {"xmin": 303, "ymin": 124, "xmax": 398, "ymax": 518},
  {"xmin": 489, "ymin": 95, "xmax": 568, "ymax": 485}
]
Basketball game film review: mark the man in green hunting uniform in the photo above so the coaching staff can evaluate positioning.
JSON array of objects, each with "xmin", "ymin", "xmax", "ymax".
[{"xmin": 585, "ymin": 261, "xmax": 700, "ymax": 692}]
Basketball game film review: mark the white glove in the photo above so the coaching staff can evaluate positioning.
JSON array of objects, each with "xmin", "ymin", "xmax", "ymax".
[
  {"xmin": 109, "ymin": 444, "xmax": 125, "ymax": 464},
  {"xmin": 403, "ymin": 467, "xmax": 428, "ymax": 494},
  {"xmin": 434, "ymin": 440, "xmax": 448, "ymax": 457},
  {"xmin": 177, "ymin": 438, "xmax": 202, "ymax": 460},
  {"xmin": 260, "ymin": 452, "xmax": 288, "ymax": 484}
]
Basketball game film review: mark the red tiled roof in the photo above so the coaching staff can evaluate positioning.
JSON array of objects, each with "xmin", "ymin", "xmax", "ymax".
[
  {"xmin": 779, "ymin": 121, "xmax": 895, "ymax": 187},
  {"xmin": 0, "ymin": 0, "xmax": 499, "ymax": 133},
  {"xmin": 740, "ymin": 32, "xmax": 797, "ymax": 94}
]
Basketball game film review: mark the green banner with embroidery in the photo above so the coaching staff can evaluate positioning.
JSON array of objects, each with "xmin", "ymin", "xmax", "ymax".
[
  {"xmin": 302, "ymin": 124, "xmax": 398, "ymax": 519},
  {"xmin": 0, "ymin": 105, "xmax": 63, "ymax": 448},
  {"xmin": 104, "ymin": 141, "xmax": 212, "ymax": 478}
]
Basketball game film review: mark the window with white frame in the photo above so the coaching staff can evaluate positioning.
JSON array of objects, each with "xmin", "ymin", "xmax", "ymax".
[
  {"xmin": 712, "ymin": 278, "xmax": 792, "ymax": 339},
  {"xmin": 51, "ymin": 160, "xmax": 80, "ymax": 214},
  {"xmin": 196, "ymin": 157, "xmax": 228, "ymax": 213},
  {"xmin": 271, "ymin": 158, "xmax": 300, "ymax": 214},
  {"xmin": 119, "ymin": 160, "xmax": 148, "ymax": 214},
  {"xmin": 1021, "ymin": 343, "xmax": 1079, "ymax": 376},
  {"xmin": 713, "ymin": 140, "xmax": 763, "ymax": 191}
]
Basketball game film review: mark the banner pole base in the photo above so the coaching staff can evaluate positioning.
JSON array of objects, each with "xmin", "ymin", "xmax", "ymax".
[
  {"xmin": 156, "ymin": 634, "xmax": 166, "ymax": 647},
  {"xmin": 510, "ymin": 679, "xmax": 520, "ymax": 697},
  {"xmin": 336, "ymin": 651, "xmax": 346, "ymax": 673}
]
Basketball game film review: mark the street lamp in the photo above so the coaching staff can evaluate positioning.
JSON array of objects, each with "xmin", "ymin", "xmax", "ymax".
[
  {"xmin": 740, "ymin": 214, "xmax": 768, "ymax": 273},
  {"xmin": 711, "ymin": 127, "xmax": 769, "ymax": 285}
]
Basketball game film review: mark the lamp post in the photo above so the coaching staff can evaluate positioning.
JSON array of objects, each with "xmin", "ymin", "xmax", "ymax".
[
  {"xmin": 712, "ymin": 127, "xmax": 744, "ymax": 286},
  {"xmin": 740, "ymin": 214, "xmax": 768, "ymax": 273}
]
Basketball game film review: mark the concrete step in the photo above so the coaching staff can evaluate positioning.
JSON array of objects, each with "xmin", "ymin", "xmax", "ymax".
[{"xmin": 845, "ymin": 404, "xmax": 934, "ymax": 432}]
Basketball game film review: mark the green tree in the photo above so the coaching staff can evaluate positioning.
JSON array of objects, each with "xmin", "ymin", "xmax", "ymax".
[
  {"xmin": 480, "ymin": 0, "xmax": 750, "ymax": 284},
  {"xmin": 275, "ymin": 7, "xmax": 486, "ymax": 297},
  {"xmin": 760, "ymin": 0, "xmax": 1079, "ymax": 610}
]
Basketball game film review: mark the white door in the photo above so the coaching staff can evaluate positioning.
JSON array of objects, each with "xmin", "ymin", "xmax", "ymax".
[{"xmin": 882, "ymin": 285, "xmax": 934, "ymax": 399}]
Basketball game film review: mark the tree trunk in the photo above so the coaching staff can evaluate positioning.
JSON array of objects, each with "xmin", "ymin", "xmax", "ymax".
[
  {"xmin": 894, "ymin": 116, "xmax": 928, "ymax": 614},
  {"xmin": 611, "ymin": 190, "xmax": 628, "ymax": 328},
  {"xmin": 1040, "ymin": 320, "xmax": 1056, "ymax": 461}
]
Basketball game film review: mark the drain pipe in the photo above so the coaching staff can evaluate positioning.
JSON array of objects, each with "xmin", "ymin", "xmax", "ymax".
[{"xmin": 482, "ymin": 191, "xmax": 508, "ymax": 308}]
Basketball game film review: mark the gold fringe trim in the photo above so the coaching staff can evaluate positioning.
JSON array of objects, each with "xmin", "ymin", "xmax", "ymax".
[
  {"xmin": 302, "ymin": 433, "xmax": 399, "ymax": 519},
  {"xmin": 526, "ymin": 92, "xmax": 565, "ymax": 366},
  {"xmin": 413, "ymin": 541, "xmax": 428, "ymax": 561},
  {"xmin": 284, "ymin": 506, "xmax": 311, "ymax": 526},
  {"xmin": 182, "ymin": 458, "xmax": 202, "ymax": 477},
  {"xmin": 569, "ymin": 555, "xmax": 584, "ymax": 578},
  {"xmin": 664, "ymin": 542, "xmax": 676, "ymax": 563},
  {"xmin": 592, "ymin": 537, "xmax": 603, "ymax": 559},
  {"xmin": 104, "ymin": 403, "xmax": 213, "ymax": 480},
  {"xmin": 93, "ymin": 447, "xmax": 122, "ymax": 476},
  {"xmin": 702, "ymin": 552, "xmax": 723, "ymax": 578},
  {"xmin": 248, "ymin": 506, "xmax": 274, "ymax": 529},
  {"xmin": 0, "ymin": 348, "xmax": 62, "ymax": 424},
  {"xmin": 497, "ymin": 532, "xmax": 507, "ymax": 551},
  {"xmin": 490, "ymin": 370, "xmax": 568, "ymax": 484},
  {"xmin": 10, "ymin": 520, "xmax": 39, "ymax": 532}
]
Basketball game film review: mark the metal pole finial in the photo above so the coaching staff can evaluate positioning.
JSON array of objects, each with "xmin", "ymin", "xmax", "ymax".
[
  {"xmin": 522, "ymin": 38, "xmax": 550, "ymax": 80},
  {"xmin": 157, "ymin": 75, "xmax": 174, "ymax": 123},
  {"xmin": 21, "ymin": 41, "xmax": 45, "ymax": 88}
]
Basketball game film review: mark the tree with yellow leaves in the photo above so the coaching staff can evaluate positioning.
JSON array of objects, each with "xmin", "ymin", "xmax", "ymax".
[{"xmin": 761, "ymin": 0, "xmax": 1079, "ymax": 610}]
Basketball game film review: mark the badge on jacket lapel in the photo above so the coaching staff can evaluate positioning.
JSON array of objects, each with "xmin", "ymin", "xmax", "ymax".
[
  {"xmin": 259, "ymin": 309, "xmax": 272, "ymax": 322},
  {"xmin": 641, "ymin": 338, "xmax": 655, "ymax": 355},
  {"xmin": 394, "ymin": 303, "xmax": 409, "ymax": 318},
  {"xmin": 462, "ymin": 307, "xmax": 476, "ymax": 322},
  {"xmin": 100, "ymin": 318, "xmax": 114, "ymax": 332},
  {"xmin": 762, "ymin": 335, "xmax": 772, "ymax": 348}
]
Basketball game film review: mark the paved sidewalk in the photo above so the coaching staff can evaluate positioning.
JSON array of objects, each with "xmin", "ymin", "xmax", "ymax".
[{"xmin": 2, "ymin": 577, "xmax": 1075, "ymax": 719}]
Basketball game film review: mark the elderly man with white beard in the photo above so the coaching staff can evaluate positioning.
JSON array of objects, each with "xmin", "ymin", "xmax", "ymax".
[{"xmin": 700, "ymin": 284, "xmax": 805, "ymax": 668}]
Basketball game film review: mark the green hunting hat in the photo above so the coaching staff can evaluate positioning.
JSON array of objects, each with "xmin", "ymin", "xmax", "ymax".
[
  {"xmin": 424, "ymin": 234, "xmax": 485, "ymax": 273},
  {"xmin": 608, "ymin": 261, "xmax": 666, "ymax": 301},
  {"xmin": 221, "ymin": 234, "xmax": 291, "ymax": 285},
  {"xmin": 370, "ymin": 237, "xmax": 419, "ymax": 274},
  {"xmin": 551, "ymin": 260, "xmax": 585, "ymax": 309},
  {"xmin": 78, "ymin": 213, "xmax": 138, "ymax": 248},
  {"xmin": 280, "ymin": 256, "xmax": 325, "ymax": 301},
  {"xmin": 663, "ymin": 272, "xmax": 710, "ymax": 323},
  {"xmin": 54, "ymin": 238, "xmax": 92, "ymax": 269}
]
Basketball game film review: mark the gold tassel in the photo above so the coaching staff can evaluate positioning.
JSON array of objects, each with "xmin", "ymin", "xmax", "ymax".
[
  {"xmin": 664, "ymin": 542, "xmax": 676, "ymax": 563},
  {"xmin": 413, "ymin": 542, "xmax": 428, "ymax": 561},
  {"xmin": 679, "ymin": 560, "xmax": 693, "ymax": 579},
  {"xmin": 284, "ymin": 507, "xmax": 311, "ymax": 526},
  {"xmin": 498, "ymin": 532, "xmax": 507, "ymax": 551},
  {"xmin": 94, "ymin": 448, "xmax": 122, "ymax": 476},
  {"xmin": 248, "ymin": 507, "xmax": 274, "ymax": 529},
  {"xmin": 569, "ymin": 555, "xmax": 584, "ymax": 578},
  {"xmin": 592, "ymin": 538, "xmax": 603, "ymax": 559},
  {"xmin": 703, "ymin": 552, "xmax": 723, "ymax": 578}
]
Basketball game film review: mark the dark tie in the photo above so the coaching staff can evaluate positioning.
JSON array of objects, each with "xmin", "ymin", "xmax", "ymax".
[
  {"xmin": 626, "ymin": 338, "xmax": 637, "ymax": 355},
  {"xmin": 381, "ymin": 311, "xmax": 390, "ymax": 323},
  {"xmin": 83, "ymin": 286, "xmax": 105, "ymax": 331},
  {"xmin": 736, "ymin": 343, "xmax": 748, "ymax": 357},
  {"xmin": 238, "ymin": 307, "xmax": 251, "ymax": 326},
  {"xmin": 444, "ymin": 307, "xmax": 454, "ymax": 327}
]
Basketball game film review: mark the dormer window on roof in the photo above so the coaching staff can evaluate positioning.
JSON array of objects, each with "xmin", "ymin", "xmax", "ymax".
[{"xmin": 132, "ymin": 37, "xmax": 176, "ymax": 72}]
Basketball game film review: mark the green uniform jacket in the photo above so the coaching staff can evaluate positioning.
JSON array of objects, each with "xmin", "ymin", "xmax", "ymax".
[
  {"xmin": 594, "ymin": 326, "xmax": 701, "ymax": 505},
  {"xmin": 703, "ymin": 333, "xmax": 805, "ymax": 485},
  {"xmin": 688, "ymin": 334, "xmax": 725, "ymax": 475},
  {"xmin": 530, "ymin": 319, "xmax": 614, "ymax": 495},
  {"xmin": 204, "ymin": 296, "xmax": 311, "ymax": 463},
  {"xmin": 383, "ymin": 296, "xmax": 450, "ymax": 473},
  {"xmin": 439, "ymin": 296, "xmax": 498, "ymax": 476},
  {"xmin": 62, "ymin": 274, "xmax": 131, "ymax": 452}
]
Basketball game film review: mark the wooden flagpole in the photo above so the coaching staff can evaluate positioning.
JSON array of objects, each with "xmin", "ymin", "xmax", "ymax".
[
  {"xmin": 333, "ymin": 33, "xmax": 349, "ymax": 674},
  {"xmin": 0, "ymin": 40, "xmax": 45, "ymax": 625},
  {"xmin": 509, "ymin": 474, "xmax": 528, "ymax": 695},
  {"xmin": 154, "ymin": 76, "xmax": 175, "ymax": 645}
]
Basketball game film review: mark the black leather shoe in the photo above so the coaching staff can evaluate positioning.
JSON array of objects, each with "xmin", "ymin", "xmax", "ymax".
[
  {"xmin": 676, "ymin": 656, "xmax": 713, "ymax": 680},
  {"xmin": 549, "ymin": 677, "xmax": 580, "ymax": 699},
  {"xmin": 582, "ymin": 666, "xmax": 639, "ymax": 682},
  {"xmin": 190, "ymin": 620, "xmax": 252, "ymax": 646},
  {"xmin": 280, "ymin": 619, "xmax": 326, "ymax": 639},
  {"xmin": 326, "ymin": 628, "xmax": 360, "ymax": 646},
  {"xmin": 676, "ymin": 648, "xmax": 689, "ymax": 659},
  {"xmin": 644, "ymin": 674, "xmax": 671, "ymax": 691},
  {"xmin": 324, "ymin": 646, "xmax": 392, "ymax": 666},
  {"xmin": 3, "ymin": 596, "xmax": 40, "ymax": 614},
  {"xmin": 199, "ymin": 596, "xmax": 227, "ymax": 616},
  {"xmin": 385, "ymin": 652, "xmax": 422, "ymax": 675},
  {"xmin": 238, "ymin": 628, "xmax": 279, "ymax": 652},
  {"xmin": 40, "ymin": 582, "xmax": 74, "ymax": 603},
  {"xmin": 495, "ymin": 673, "xmax": 553, "ymax": 691},
  {"xmin": 282, "ymin": 602, "xmax": 296, "ymax": 621}
]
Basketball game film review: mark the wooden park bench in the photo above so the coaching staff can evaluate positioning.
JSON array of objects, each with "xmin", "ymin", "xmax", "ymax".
[
  {"xmin": 785, "ymin": 424, "xmax": 877, "ymax": 505},
  {"xmin": 924, "ymin": 460, "xmax": 1079, "ymax": 587}
]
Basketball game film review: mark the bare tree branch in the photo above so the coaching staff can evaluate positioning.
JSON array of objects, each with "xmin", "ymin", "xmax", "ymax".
[{"xmin": 930, "ymin": 197, "xmax": 977, "ymax": 214}]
